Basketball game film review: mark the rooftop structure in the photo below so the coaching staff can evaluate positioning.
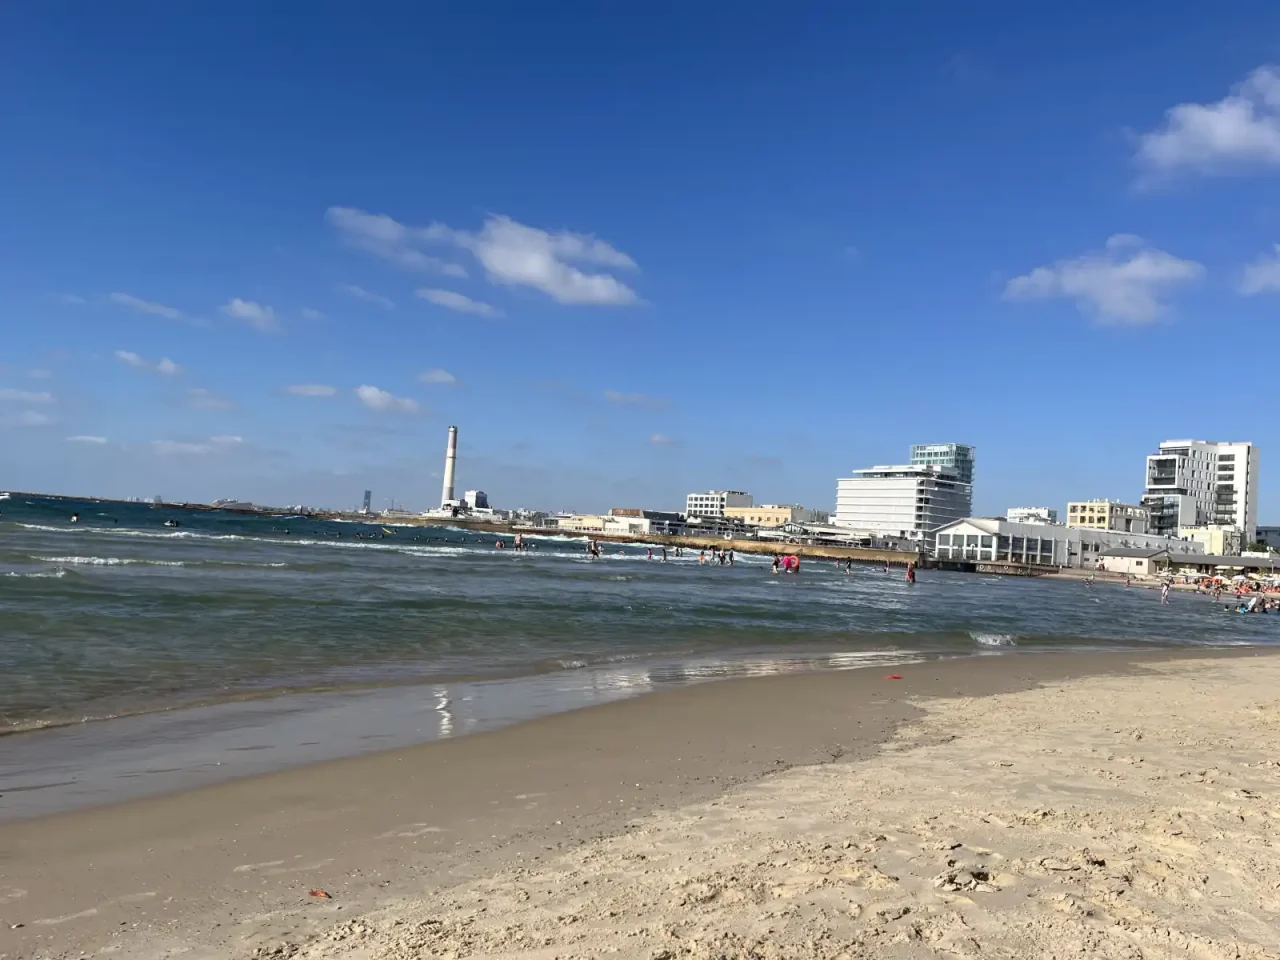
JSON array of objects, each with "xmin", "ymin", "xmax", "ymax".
[
  {"xmin": 685, "ymin": 489, "xmax": 752, "ymax": 518},
  {"xmin": 1006, "ymin": 506, "xmax": 1059, "ymax": 525},
  {"xmin": 910, "ymin": 443, "xmax": 975, "ymax": 486}
]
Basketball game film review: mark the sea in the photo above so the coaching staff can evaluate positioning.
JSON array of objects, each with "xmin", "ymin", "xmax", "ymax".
[{"xmin": 1, "ymin": 493, "xmax": 1275, "ymax": 818}]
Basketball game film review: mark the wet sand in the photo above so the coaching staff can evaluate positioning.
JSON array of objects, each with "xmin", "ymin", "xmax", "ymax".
[{"xmin": 2, "ymin": 647, "xmax": 1276, "ymax": 959}]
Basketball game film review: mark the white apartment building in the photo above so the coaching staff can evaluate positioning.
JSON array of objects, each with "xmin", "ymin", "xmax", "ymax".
[
  {"xmin": 685, "ymin": 489, "xmax": 752, "ymax": 518},
  {"xmin": 1066, "ymin": 499, "xmax": 1149, "ymax": 534},
  {"xmin": 1141, "ymin": 440, "xmax": 1258, "ymax": 541},
  {"xmin": 910, "ymin": 443, "xmax": 975, "ymax": 485},
  {"xmin": 832, "ymin": 464, "xmax": 971, "ymax": 542},
  {"xmin": 1006, "ymin": 506, "xmax": 1058, "ymax": 524},
  {"xmin": 933, "ymin": 517, "xmax": 1204, "ymax": 569}
]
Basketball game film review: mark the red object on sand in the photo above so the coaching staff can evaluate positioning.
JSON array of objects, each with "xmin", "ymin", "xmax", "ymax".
[
  {"xmin": 884, "ymin": 674, "xmax": 902, "ymax": 680},
  {"xmin": 309, "ymin": 889, "xmax": 332, "ymax": 899}
]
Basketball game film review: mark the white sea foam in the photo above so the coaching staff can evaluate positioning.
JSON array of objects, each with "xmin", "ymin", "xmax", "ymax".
[
  {"xmin": 971, "ymin": 632, "xmax": 1017, "ymax": 647},
  {"xmin": 5, "ymin": 569, "xmax": 68, "ymax": 579}
]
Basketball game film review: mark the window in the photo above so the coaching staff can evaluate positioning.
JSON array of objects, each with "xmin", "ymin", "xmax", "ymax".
[
  {"xmin": 936, "ymin": 534, "xmax": 951, "ymax": 546},
  {"xmin": 980, "ymin": 536, "xmax": 993, "ymax": 548}
]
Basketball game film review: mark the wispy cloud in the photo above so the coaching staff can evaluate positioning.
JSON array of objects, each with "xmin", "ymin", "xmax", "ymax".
[
  {"xmin": 1135, "ymin": 66, "xmax": 1280, "ymax": 181},
  {"xmin": 419, "ymin": 368, "xmax": 457, "ymax": 385},
  {"xmin": 108, "ymin": 292, "xmax": 185, "ymax": 321},
  {"xmin": 300, "ymin": 307, "xmax": 324, "ymax": 321},
  {"xmin": 151, "ymin": 435, "xmax": 243, "ymax": 456},
  {"xmin": 1240, "ymin": 244, "xmax": 1280, "ymax": 294},
  {"xmin": 115, "ymin": 349, "xmax": 181, "ymax": 375},
  {"xmin": 337, "ymin": 284, "xmax": 395, "ymax": 310},
  {"xmin": 604, "ymin": 389, "xmax": 668, "ymax": 409},
  {"xmin": 27, "ymin": 368, "xmax": 52, "ymax": 380},
  {"xmin": 67, "ymin": 435, "xmax": 108, "ymax": 444},
  {"xmin": 329, "ymin": 208, "xmax": 640, "ymax": 306},
  {"xmin": 60, "ymin": 294, "xmax": 87, "ymax": 305},
  {"xmin": 187, "ymin": 387, "xmax": 236, "ymax": 411},
  {"xmin": 649, "ymin": 432, "xmax": 677, "ymax": 446},
  {"xmin": 354, "ymin": 384, "xmax": 419, "ymax": 414},
  {"xmin": 1003, "ymin": 235, "xmax": 1203, "ymax": 324},
  {"xmin": 0, "ymin": 387, "xmax": 55, "ymax": 403},
  {"xmin": 221, "ymin": 298, "xmax": 279, "ymax": 333},
  {"xmin": 287, "ymin": 383, "xmax": 338, "ymax": 396},
  {"xmin": 326, "ymin": 206, "xmax": 468, "ymax": 277},
  {"xmin": 415, "ymin": 288, "xmax": 503, "ymax": 317},
  {"xmin": 2, "ymin": 410, "xmax": 54, "ymax": 427}
]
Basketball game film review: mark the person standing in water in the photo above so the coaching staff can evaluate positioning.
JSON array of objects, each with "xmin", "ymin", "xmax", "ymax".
[
  {"xmin": 727, "ymin": 548, "xmax": 735, "ymax": 566},
  {"xmin": 771, "ymin": 555, "xmax": 780, "ymax": 575},
  {"xmin": 661, "ymin": 547, "xmax": 667, "ymax": 562},
  {"xmin": 1161, "ymin": 582, "xmax": 1170, "ymax": 604},
  {"xmin": 646, "ymin": 548, "xmax": 653, "ymax": 561},
  {"xmin": 905, "ymin": 561, "xmax": 917, "ymax": 584}
]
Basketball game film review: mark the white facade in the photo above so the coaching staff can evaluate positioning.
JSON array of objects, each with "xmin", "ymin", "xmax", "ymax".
[
  {"xmin": 1142, "ymin": 439, "xmax": 1258, "ymax": 541},
  {"xmin": 910, "ymin": 443, "xmax": 975, "ymax": 485},
  {"xmin": 832, "ymin": 464, "xmax": 971, "ymax": 542},
  {"xmin": 933, "ymin": 518, "xmax": 1204, "ymax": 569},
  {"xmin": 1006, "ymin": 506, "xmax": 1058, "ymax": 524},
  {"xmin": 464, "ymin": 490, "xmax": 489, "ymax": 510},
  {"xmin": 685, "ymin": 489, "xmax": 752, "ymax": 518}
]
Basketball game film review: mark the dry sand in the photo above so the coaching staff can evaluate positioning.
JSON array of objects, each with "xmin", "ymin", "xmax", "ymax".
[{"xmin": 4, "ymin": 651, "xmax": 1280, "ymax": 959}]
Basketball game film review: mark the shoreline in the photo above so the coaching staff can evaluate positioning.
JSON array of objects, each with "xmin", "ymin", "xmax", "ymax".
[{"xmin": 3, "ymin": 646, "xmax": 1274, "ymax": 959}]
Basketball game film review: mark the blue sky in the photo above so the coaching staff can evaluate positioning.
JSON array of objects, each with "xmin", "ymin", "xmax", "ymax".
[{"xmin": 3, "ymin": 2, "xmax": 1280, "ymax": 516}]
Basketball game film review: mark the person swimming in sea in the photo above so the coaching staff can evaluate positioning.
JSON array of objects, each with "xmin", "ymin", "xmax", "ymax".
[{"xmin": 70, "ymin": 512, "xmax": 79, "ymax": 523}]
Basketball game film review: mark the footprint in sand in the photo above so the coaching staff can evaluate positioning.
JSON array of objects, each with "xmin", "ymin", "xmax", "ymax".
[{"xmin": 376, "ymin": 824, "xmax": 444, "ymax": 839}]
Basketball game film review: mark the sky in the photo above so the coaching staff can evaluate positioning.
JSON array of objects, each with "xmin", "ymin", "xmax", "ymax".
[{"xmin": 3, "ymin": 3, "xmax": 1280, "ymax": 517}]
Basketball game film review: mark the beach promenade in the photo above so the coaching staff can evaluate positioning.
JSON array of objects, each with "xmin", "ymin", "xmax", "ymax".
[{"xmin": 5, "ymin": 649, "xmax": 1279, "ymax": 959}]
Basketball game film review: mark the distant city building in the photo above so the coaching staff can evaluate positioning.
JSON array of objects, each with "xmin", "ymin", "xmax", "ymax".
[
  {"xmin": 723, "ymin": 504, "xmax": 829, "ymax": 527},
  {"xmin": 1256, "ymin": 525, "xmax": 1280, "ymax": 551},
  {"xmin": 361, "ymin": 489, "xmax": 372, "ymax": 514},
  {"xmin": 1141, "ymin": 439, "xmax": 1258, "ymax": 541},
  {"xmin": 1006, "ymin": 506, "xmax": 1059, "ymax": 525},
  {"xmin": 464, "ymin": 490, "xmax": 489, "ymax": 510},
  {"xmin": 1066, "ymin": 499, "xmax": 1149, "ymax": 534},
  {"xmin": 685, "ymin": 490, "xmax": 752, "ymax": 518},
  {"xmin": 1179, "ymin": 524, "xmax": 1243, "ymax": 556},
  {"xmin": 933, "ymin": 517, "xmax": 1203, "ymax": 569},
  {"xmin": 605, "ymin": 508, "xmax": 688, "ymax": 536},
  {"xmin": 910, "ymin": 443, "xmax": 975, "ymax": 486},
  {"xmin": 832, "ymin": 464, "xmax": 971, "ymax": 542}
]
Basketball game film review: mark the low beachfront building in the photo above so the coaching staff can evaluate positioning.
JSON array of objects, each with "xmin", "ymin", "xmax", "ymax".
[
  {"xmin": 1097, "ymin": 547, "xmax": 1170, "ymax": 577},
  {"xmin": 723, "ymin": 504, "xmax": 829, "ymax": 527},
  {"xmin": 1179, "ymin": 524, "xmax": 1243, "ymax": 556},
  {"xmin": 932, "ymin": 518, "xmax": 1204, "ymax": 569},
  {"xmin": 605, "ymin": 509, "xmax": 688, "ymax": 537},
  {"xmin": 833, "ymin": 464, "xmax": 971, "ymax": 543},
  {"xmin": 1066, "ymin": 499, "xmax": 1150, "ymax": 534},
  {"xmin": 1166, "ymin": 554, "xmax": 1280, "ymax": 577}
]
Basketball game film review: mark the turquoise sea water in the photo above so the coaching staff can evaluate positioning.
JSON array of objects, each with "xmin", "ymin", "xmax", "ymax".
[{"xmin": 2, "ymin": 494, "xmax": 1276, "ymax": 734}]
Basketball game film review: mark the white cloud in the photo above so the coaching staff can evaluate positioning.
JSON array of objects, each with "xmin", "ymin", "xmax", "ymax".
[
  {"xmin": 108, "ymin": 292, "xmax": 185, "ymax": 321},
  {"xmin": 649, "ymin": 432, "xmax": 676, "ymax": 446},
  {"xmin": 301, "ymin": 307, "xmax": 324, "ymax": 320},
  {"xmin": 67, "ymin": 435, "xmax": 108, "ymax": 444},
  {"xmin": 187, "ymin": 387, "xmax": 236, "ymax": 411},
  {"xmin": 326, "ymin": 206, "xmax": 468, "ymax": 277},
  {"xmin": 221, "ymin": 298, "xmax": 279, "ymax": 333},
  {"xmin": 1240, "ymin": 244, "xmax": 1280, "ymax": 294},
  {"xmin": 329, "ymin": 208, "xmax": 640, "ymax": 306},
  {"xmin": 3, "ymin": 410, "xmax": 53, "ymax": 427},
  {"xmin": 355, "ymin": 384, "xmax": 419, "ymax": 414},
  {"xmin": 426, "ymin": 214, "xmax": 639, "ymax": 305},
  {"xmin": 1003, "ymin": 235, "xmax": 1204, "ymax": 324},
  {"xmin": 115, "ymin": 350, "xmax": 181, "ymax": 375},
  {"xmin": 115, "ymin": 349, "xmax": 148, "ymax": 368},
  {"xmin": 287, "ymin": 383, "xmax": 338, "ymax": 396},
  {"xmin": 0, "ymin": 388, "xmax": 55, "ymax": 403},
  {"xmin": 337, "ymin": 284, "xmax": 395, "ymax": 309},
  {"xmin": 1136, "ymin": 66, "xmax": 1280, "ymax": 179},
  {"xmin": 151, "ymin": 435, "xmax": 242, "ymax": 456},
  {"xmin": 604, "ymin": 389, "xmax": 668, "ymax": 409},
  {"xmin": 415, "ymin": 288, "xmax": 502, "ymax": 317},
  {"xmin": 419, "ymin": 368, "xmax": 457, "ymax": 385}
]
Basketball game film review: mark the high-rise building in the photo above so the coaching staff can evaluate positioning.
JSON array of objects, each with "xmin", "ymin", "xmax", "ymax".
[
  {"xmin": 685, "ymin": 490, "xmax": 752, "ymax": 518},
  {"xmin": 361, "ymin": 489, "xmax": 372, "ymax": 514},
  {"xmin": 832, "ymin": 464, "xmax": 971, "ymax": 542},
  {"xmin": 1141, "ymin": 440, "xmax": 1258, "ymax": 541},
  {"xmin": 910, "ymin": 443, "xmax": 975, "ymax": 486}
]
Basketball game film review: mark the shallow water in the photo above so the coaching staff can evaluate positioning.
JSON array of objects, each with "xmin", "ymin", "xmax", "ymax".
[{"xmin": 3, "ymin": 495, "xmax": 1276, "ymax": 735}]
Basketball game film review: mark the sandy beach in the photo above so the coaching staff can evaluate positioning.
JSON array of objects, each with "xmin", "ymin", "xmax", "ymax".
[{"xmin": 4, "ymin": 649, "xmax": 1280, "ymax": 959}]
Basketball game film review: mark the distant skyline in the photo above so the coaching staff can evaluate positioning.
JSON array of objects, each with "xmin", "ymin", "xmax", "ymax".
[{"xmin": 3, "ymin": 4, "xmax": 1280, "ymax": 517}]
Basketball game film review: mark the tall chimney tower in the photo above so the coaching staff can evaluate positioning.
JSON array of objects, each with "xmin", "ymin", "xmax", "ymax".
[{"xmin": 441, "ymin": 425, "xmax": 458, "ymax": 506}]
